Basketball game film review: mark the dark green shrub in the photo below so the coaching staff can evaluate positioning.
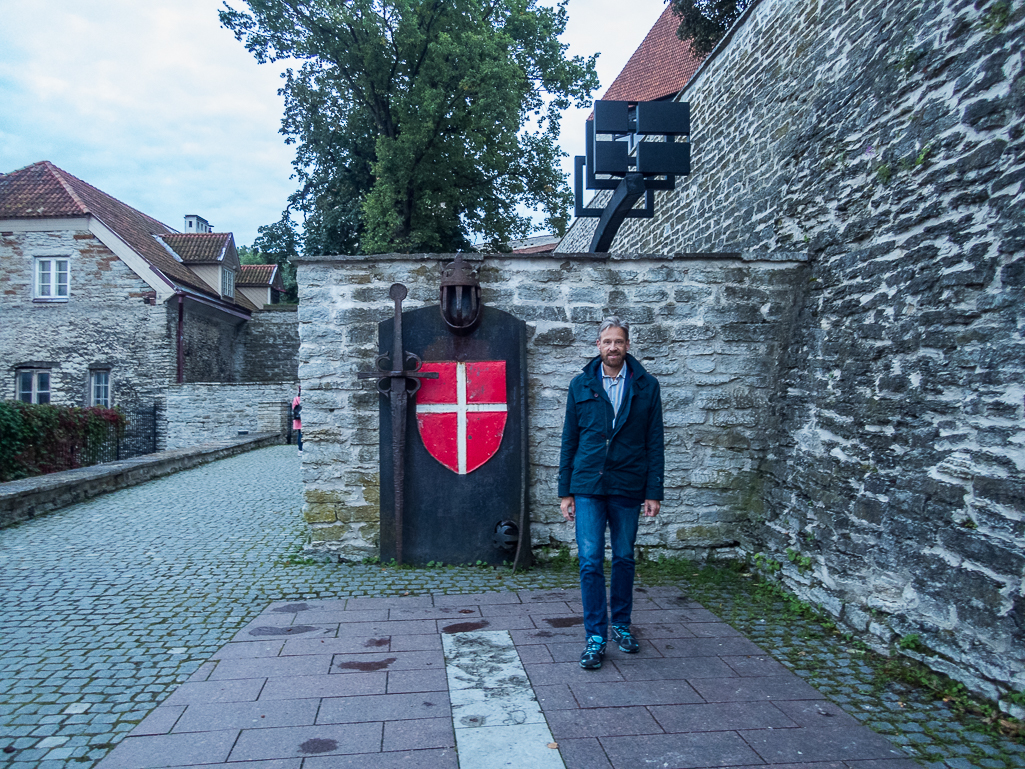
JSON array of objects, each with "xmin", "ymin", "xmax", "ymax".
[{"xmin": 0, "ymin": 401, "xmax": 125, "ymax": 482}]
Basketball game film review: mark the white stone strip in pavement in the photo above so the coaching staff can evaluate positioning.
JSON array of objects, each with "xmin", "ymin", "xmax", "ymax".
[{"xmin": 442, "ymin": 629, "xmax": 566, "ymax": 769}]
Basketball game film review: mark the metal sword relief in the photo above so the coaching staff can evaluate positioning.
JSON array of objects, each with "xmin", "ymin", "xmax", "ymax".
[{"xmin": 356, "ymin": 283, "xmax": 437, "ymax": 565}]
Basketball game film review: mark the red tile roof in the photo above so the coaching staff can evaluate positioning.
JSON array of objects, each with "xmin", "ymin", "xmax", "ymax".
[
  {"xmin": 601, "ymin": 5, "xmax": 702, "ymax": 103},
  {"xmin": 160, "ymin": 232, "xmax": 236, "ymax": 263},
  {"xmin": 0, "ymin": 161, "xmax": 253, "ymax": 313},
  {"xmin": 512, "ymin": 242, "xmax": 558, "ymax": 254},
  {"xmin": 238, "ymin": 264, "xmax": 285, "ymax": 292}
]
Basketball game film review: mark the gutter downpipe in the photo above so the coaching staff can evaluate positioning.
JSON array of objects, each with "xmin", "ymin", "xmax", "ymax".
[{"xmin": 176, "ymin": 292, "xmax": 185, "ymax": 384}]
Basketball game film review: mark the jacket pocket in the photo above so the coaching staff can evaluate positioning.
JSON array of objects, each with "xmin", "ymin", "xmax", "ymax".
[{"xmin": 575, "ymin": 392, "xmax": 607, "ymax": 432}]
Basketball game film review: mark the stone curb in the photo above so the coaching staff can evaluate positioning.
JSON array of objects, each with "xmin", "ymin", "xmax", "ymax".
[{"xmin": 0, "ymin": 432, "xmax": 284, "ymax": 529}]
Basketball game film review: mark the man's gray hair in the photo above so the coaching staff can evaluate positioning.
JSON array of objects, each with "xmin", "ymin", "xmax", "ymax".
[{"xmin": 597, "ymin": 316, "xmax": 630, "ymax": 341}]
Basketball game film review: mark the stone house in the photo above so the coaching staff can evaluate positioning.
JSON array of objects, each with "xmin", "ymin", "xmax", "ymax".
[{"xmin": 0, "ymin": 161, "xmax": 298, "ymax": 442}]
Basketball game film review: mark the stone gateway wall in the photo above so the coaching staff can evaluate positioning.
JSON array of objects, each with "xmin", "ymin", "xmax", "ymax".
[
  {"xmin": 559, "ymin": 0, "xmax": 1024, "ymax": 704},
  {"xmin": 163, "ymin": 382, "xmax": 297, "ymax": 451},
  {"xmin": 294, "ymin": 252, "xmax": 807, "ymax": 559}
]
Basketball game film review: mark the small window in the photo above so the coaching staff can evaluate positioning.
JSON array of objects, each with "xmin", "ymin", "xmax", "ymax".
[
  {"xmin": 221, "ymin": 267, "xmax": 235, "ymax": 298},
  {"xmin": 35, "ymin": 257, "xmax": 70, "ymax": 300},
  {"xmin": 91, "ymin": 371, "xmax": 110, "ymax": 407},
  {"xmin": 18, "ymin": 370, "xmax": 51, "ymax": 404}
]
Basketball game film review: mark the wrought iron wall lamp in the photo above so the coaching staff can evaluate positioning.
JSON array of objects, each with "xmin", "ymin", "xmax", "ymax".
[{"xmin": 573, "ymin": 100, "xmax": 691, "ymax": 252}]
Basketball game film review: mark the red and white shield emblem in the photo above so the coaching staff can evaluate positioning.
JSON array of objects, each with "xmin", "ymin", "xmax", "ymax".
[{"xmin": 415, "ymin": 361, "xmax": 508, "ymax": 475}]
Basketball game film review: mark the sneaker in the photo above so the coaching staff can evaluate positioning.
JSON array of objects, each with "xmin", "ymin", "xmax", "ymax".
[
  {"xmin": 298, "ymin": 450, "xmax": 303, "ymax": 456},
  {"xmin": 579, "ymin": 635, "xmax": 606, "ymax": 670},
  {"xmin": 611, "ymin": 624, "xmax": 639, "ymax": 653}
]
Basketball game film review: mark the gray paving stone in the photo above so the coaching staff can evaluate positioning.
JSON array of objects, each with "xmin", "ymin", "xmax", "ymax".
[
  {"xmin": 385, "ymin": 668, "xmax": 450, "ymax": 694},
  {"xmin": 612, "ymin": 654, "xmax": 739, "ymax": 681},
  {"xmin": 98, "ymin": 729, "xmax": 239, "ymax": 769},
  {"xmin": 302, "ymin": 748, "xmax": 458, "ymax": 768},
  {"xmin": 208, "ymin": 654, "xmax": 333, "ymax": 680},
  {"xmin": 740, "ymin": 725, "xmax": 910, "ymax": 763},
  {"xmin": 331, "ymin": 650, "xmax": 444, "ymax": 673},
  {"xmin": 316, "ymin": 692, "xmax": 451, "ymax": 724},
  {"xmin": 258, "ymin": 672, "xmax": 386, "ymax": 700},
  {"xmin": 649, "ymin": 701, "xmax": 799, "ymax": 732},
  {"xmin": 546, "ymin": 705, "xmax": 662, "ymax": 738},
  {"xmin": 128, "ymin": 705, "xmax": 185, "ymax": 736},
  {"xmin": 570, "ymin": 679, "xmax": 704, "ymax": 708},
  {"xmin": 160, "ymin": 677, "xmax": 265, "ymax": 706},
  {"xmin": 602, "ymin": 731, "xmax": 764, "ymax": 768},
  {"xmin": 382, "ymin": 717, "xmax": 455, "ymax": 751},
  {"xmin": 557, "ymin": 737, "xmax": 614, "ymax": 769},
  {"xmin": 688, "ymin": 674, "xmax": 827, "ymax": 702},
  {"xmin": 226, "ymin": 722, "xmax": 383, "ymax": 761},
  {"xmin": 172, "ymin": 699, "xmax": 320, "ymax": 733}
]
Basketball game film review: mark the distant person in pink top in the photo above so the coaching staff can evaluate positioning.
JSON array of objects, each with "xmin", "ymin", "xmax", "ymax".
[{"xmin": 292, "ymin": 386, "xmax": 302, "ymax": 456}]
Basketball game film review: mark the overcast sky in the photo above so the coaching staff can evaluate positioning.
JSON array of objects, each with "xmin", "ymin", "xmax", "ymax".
[{"xmin": 0, "ymin": 0, "xmax": 670, "ymax": 247}]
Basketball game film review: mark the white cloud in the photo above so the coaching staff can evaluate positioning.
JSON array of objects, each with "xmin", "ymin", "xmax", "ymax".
[{"xmin": 0, "ymin": 0, "xmax": 671, "ymax": 245}]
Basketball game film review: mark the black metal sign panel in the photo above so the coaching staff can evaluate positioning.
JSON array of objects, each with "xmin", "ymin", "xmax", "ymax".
[{"xmin": 377, "ymin": 305, "xmax": 529, "ymax": 568}]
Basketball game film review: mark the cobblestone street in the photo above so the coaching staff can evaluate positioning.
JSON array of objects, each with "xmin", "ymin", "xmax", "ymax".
[
  {"xmin": 0, "ymin": 446, "xmax": 574, "ymax": 768},
  {"xmin": 0, "ymin": 445, "xmax": 1022, "ymax": 768}
]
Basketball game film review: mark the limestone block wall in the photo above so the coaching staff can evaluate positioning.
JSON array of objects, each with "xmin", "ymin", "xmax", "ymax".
[
  {"xmin": 560, "ymin": 0, "xmax": 1024, "ymax": 700},
  {"xmin": 236, "ymin": 305, "xmax": 300, "ymax": 382},
  {"xmin": 0, "ymin": 228, "xmax": 175, "ymax": 405},
  {"xmin": 163, "ymin": 381, "xmax": 297, "ymax": 450},
  {"xmin": 294, "ymin": 252, "xmax": 807, "ymax": 560}
]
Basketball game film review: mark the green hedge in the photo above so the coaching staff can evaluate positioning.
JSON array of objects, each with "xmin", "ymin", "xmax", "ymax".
[{"xmin": 0, "ymin": 401, "xmax": 126, "ymax": 483}]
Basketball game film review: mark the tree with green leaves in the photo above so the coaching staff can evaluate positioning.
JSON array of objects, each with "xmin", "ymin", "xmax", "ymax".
[
  {"xmin": 670, "ymin": 0, "xmax": 749, "ymax": 58},
  {"xmin": 220, "ymin": 0, "xmax": 598, "ymax": 254}
]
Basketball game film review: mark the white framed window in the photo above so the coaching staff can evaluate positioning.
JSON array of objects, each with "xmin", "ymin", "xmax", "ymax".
[
  {"xmin": 221, "ymin": 267, "xmax": 235, "ymax": 298},
  {"xmin": 91, "ymin": 371, "xmax": 110, "ymax": 407},
  {"xmin": 35, "ymin": 257, "xmax": 70, "ymax": 300},
  {"xmin": 18, "ymin": 370, "xmax": 51, "ymax": 404}
]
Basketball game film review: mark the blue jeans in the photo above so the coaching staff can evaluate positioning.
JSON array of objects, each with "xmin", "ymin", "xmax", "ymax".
[{"xmin": 574, "ymin": 494, "xmax": 642, "ymax": 640}]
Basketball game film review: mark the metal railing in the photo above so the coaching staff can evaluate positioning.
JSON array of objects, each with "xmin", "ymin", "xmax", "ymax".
[{"xmin": 44, "ymin": 402, "xmax": 159, "ymax": 471}]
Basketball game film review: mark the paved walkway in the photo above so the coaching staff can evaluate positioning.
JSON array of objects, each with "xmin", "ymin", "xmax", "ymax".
[{"xmin": 1, "ymin": 445, "xmax": 1022, "ymax": 768}]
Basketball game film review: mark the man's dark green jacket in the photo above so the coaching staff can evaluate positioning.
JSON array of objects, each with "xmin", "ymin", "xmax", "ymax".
[{"xmin": 558, "ymin": 354, "xmax": 664, "ymax": 500}]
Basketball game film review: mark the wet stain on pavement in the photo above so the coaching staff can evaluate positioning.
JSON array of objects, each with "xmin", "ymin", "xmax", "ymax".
[
  {"xmin": 299, "ymin": 738, "xmax": 338, "ymax": 754},
  {"xmin": 336, "ymin": 657, "xmax": 396, "ymax": 672},
  {"xmin": 441, "ymin": 620, "xmax": 489, "ymax": 634},
  {"xmin": 543, "ymin": 616, "xmax": 583, "ymax": 628},
  {"xmin": 248, "ymin": 625, "xmax": 320, "ymax": 636},
  {"xmin": 363, "ymin": 637, "xmax": 390, "ymax": 648},
  {"xmin": 272, "ymin": 603, "xmax": 312, "ymax": 613}
]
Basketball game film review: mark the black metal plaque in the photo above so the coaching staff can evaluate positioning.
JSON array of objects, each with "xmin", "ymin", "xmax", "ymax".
[{"xmin": 377, "ymin": 305, "xmax": 529, "ymax": 568}]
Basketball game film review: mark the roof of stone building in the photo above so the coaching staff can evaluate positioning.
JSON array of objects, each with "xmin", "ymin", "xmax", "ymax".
[
  {"xmin": 238, "ymin": 263, "xmax": 285, "ymax": 292},
  {"xmin": 0, "ymin": 161, "xmax": 255, "ymax": 313},
  {"xmin": 601, "ymin": 5, "xmax": 702, "ymax": 103},
  {"xmin": 160, "ymin": 232, "xmax": 236, "ymax": 264},
  {"xmin": 511, "ymin": 235, "xmax": 561, "ymax": 254}
]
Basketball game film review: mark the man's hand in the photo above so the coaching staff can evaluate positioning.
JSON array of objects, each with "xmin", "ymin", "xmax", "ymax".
[
  {"xmin": 560, "ymin": 496, "xmax": 575, "ymax": 522},
  {"xmin": 643, "ymin": 499, "xmax": 660, "ymax": 517}
]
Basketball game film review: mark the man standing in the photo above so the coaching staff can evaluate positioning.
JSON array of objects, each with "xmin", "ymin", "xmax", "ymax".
[{"xmin": 559, "ymin": 317, "xmax": 664, "ymax": 670}]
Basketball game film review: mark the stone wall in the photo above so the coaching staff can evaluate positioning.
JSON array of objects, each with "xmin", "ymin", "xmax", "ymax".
[
  {"xmin": 181, "ymin": 302, "xmax": 245, "ymax": 384},
  {"xmin": 293, "ymin": 251, "xmax": 807, "ymax": 559},
  {"xmin": 0, "ymin": 228, "xmax": 175, "ymax": 405},
  {"xmin": 1, "ymin": 228, "xmax": 301, "ymax": 414},
  {"xmin": 236, "ymin": 305, "xmax": 300, "ymax": 382},
  {"xmin": 560, "ymin": 0, "xmax": 1024, "ymax": 701},
  {"xmin": 163, "ymin": 382, "xmax": 297, "ymax": 451}
]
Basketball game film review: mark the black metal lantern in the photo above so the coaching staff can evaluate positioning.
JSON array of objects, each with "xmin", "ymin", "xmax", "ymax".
[
  {"xmin": 439, "ymin": 255, "xmax": 482, "ymax": 333},
  {"xmin": 573, "ymin": 99, "xmax": 691, "ymax": 252}
]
